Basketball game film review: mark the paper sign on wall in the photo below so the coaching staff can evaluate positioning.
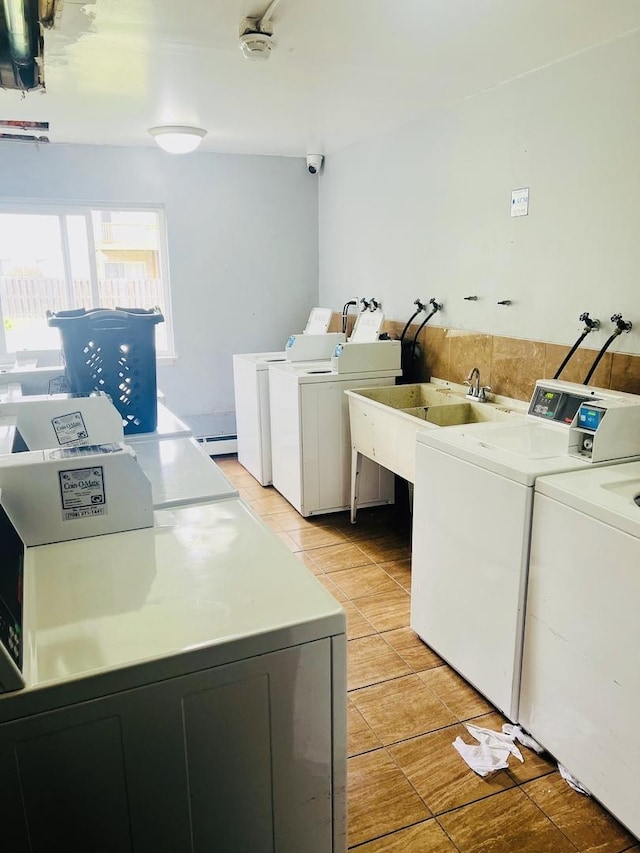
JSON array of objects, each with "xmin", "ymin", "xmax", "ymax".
[{"xmin": 511, "ymin": 187, "xmax": 529, "ymax": 217}]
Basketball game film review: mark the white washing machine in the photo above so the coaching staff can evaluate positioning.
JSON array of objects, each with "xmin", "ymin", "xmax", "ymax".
[
  {"xmin": 232, "ymin": 308, "xmax": 346, "ymax": 487},
  {"xmin": 0, "ymin": 498, "xmax": 346, "ymax": 852},
  {"xmin": 131, "ymin": 435, "xmax": 238, "ymax": 508},
  {"xmin": 520, "ymin": 462, "xmax": 640, "ymax": 838},
  {"xmin": 268, "ymin": 342, "xmax": 401, "ymax": 517},
  {"xmin": 233, "ymin": 340, "xmax": 346, "ymax": 487},
  {"xmin": 411, "ymin": 379, "xmax": 640, "ymax": 721}
]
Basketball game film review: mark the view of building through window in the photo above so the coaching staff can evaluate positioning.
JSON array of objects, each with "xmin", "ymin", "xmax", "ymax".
[{"xmin": 0, "ymin": 207, "xmax": 172, "ymax": 357}]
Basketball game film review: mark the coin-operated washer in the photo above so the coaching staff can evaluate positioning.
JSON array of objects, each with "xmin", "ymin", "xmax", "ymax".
[
  {"xmin": 520, "ymin": 459, "xmax": 640, "ymax": 839},
  {"xmin": 0, "ymin": 392, "xmax": 124, "ymax": 451},
  {"xmin": 269, "ymin": 310, "xmax": 402, "ymax": 516},
  {"xmin": 411, "ymin": 379, "xmax": 640, "ymax": 721},
  {"xmin": 0, "ymin": 495, "xmax": 347, "ymax": 852},
  {"xmin": 233, "ymin": 307, "xmax": 346, "ymax": 486}
]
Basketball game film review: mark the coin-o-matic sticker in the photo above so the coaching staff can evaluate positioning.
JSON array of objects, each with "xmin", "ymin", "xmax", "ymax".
[
  {"xmin": 51, "ymin": 411, "xmax": 89, "ymax": 445},
  {"xmin": 59, "ymin": 466, "xmax": 107, "ymax": 520}
]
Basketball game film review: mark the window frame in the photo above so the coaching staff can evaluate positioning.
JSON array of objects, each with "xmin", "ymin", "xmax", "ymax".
[{"xmin": 0, "ymin": 200, "xmax": 175, "ymax": 362}]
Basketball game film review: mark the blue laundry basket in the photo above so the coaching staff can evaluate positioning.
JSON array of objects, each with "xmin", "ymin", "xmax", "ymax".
[{"xmin": 47, "ymin": 307, "xmax": 164, "ymax": 435}]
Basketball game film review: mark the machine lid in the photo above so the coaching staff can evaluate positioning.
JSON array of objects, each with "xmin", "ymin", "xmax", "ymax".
[
  {"xmin": 535, "ymin": 461, "xmax": 640, "ymax": 538},
  {"xmin": 416, "ymin": 420, "xmax": 592, "ymax": 486},
  {"xmin": 233, "ymin": 351, "xmax": 287, "ymax": 370},
  {"xmin": 132, "ymin": 437, "xmax": 238, "ymax": 509},
  {"xmin": 295, "ymin": 367, "xmax": 402, "ymax": 383},
  {"xmin": 8, "ymin": 498, "xmax": 344, "ymax": 718}
]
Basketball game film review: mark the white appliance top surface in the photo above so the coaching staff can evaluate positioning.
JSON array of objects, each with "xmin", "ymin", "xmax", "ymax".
[
  {"xmin": 131, "ymin": 437, "xmax": 238, "ymax": 508},
  {"xmin": 233, "ymin": 351, "xmax": 288, "ymax": 370},
  {"xmin": 417, "ymin": 419, "xmax": 593, "ymax": 486},
  {"xmin": 12, "ymin": 499, "xmax": 343, "ymax": 708},
  {"xmin": 536, "ymin": 461, "xmax": 640, "ymax": 538},
  {"xmin": 127, "ymin": 402, "xmax": 192, "ymax": 442},
  {"xmin": 268, "ymin": 360, "xmax": 400, "ymax": 384}
]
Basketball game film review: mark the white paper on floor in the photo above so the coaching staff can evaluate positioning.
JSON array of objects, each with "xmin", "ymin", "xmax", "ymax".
[
  {"xmin": 559, "ymin": 763, "xmax": 592, "ymax": 796},
  {"xmin": 501, "ymin": 723, "xmax": 544, "ymax": 754},
  {"xmin": 452, "ymin": 723, "xmax": 524, "ymax": 777}
]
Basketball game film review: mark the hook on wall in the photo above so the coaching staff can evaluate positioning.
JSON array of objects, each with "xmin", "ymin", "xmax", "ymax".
[
  {"xmin": 463, "ymin": 296, "xmax": 478, "ymax": 301},
  {"xmin": 497, "ymin": 300, "xmax": 512, "ymax": 306}
]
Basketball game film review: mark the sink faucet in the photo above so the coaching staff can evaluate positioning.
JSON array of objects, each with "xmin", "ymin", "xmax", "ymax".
[
  {"xmin": 465, "ymin": 367, "xmax": 480, "ymax": 397},
  {"xmin": 465, "ymin": 367, "xmax": 491, "ymax": 402}
]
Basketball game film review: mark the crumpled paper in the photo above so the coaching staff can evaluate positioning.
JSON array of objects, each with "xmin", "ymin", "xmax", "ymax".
[
  {"xmin": 502, "ymin": 723, "xmax": 544, "ymax": 754},
  {"xmin": 452, "ymin": 722, "xmax": 524, "ymax": 777},
  {"xmin": 559, "ymin": 763, "xmax": 592, "ymax": 796}
]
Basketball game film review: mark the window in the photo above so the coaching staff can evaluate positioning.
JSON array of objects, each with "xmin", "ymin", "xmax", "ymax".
[{"xmin": 0, "ymin": 205, "xmax": 173, "ymax": 359}]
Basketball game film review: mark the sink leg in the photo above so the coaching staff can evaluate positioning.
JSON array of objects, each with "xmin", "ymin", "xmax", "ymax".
[{"xmin": 350, "ymin": 449, "xmax": 362, "ymax": 524}]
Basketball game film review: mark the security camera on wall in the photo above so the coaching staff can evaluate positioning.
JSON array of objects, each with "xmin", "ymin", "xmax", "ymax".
[{"xmin": 306, "ymin": 154, "xmax": 323, "ymax": 175}]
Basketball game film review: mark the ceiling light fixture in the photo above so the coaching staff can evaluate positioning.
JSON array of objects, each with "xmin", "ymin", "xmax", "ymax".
[{"xmin": 149, "ymin": 126, "xmax": 207, "ymax": 154}]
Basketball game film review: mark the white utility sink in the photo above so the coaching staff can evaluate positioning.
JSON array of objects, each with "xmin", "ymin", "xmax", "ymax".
[
  {"xmin": 345, "ymin": 381, "xmax": 525, "ymax": 498},
  {"xmin": 401, "ymin": 402, "xmax": 515, "ymax": 427}
]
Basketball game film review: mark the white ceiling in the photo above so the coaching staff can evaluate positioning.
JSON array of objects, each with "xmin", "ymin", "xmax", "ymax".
[{"xmin": 2, "ymin": 0, "xmax": 640, "ymax": 156}]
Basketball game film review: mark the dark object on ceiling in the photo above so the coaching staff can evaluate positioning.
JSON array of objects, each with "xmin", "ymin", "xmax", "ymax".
[{"xmin": 0, "ymin": 0, "xmax": 47, "ymax": 91}]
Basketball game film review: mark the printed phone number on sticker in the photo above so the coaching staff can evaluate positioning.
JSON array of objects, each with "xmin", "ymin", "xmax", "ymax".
[{"xmin": 63, "ymin": 506, "xmax": 107, "ymax": 520}]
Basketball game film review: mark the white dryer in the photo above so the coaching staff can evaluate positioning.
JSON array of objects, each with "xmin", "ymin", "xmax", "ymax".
[
  {"xmin": 233, "ymin": 341, "xmax": 346, "ymax": 487},
  {"xmin": 411, "ymin": 379, "xmax": 640, "ymax": 720},
  {"xmin": 0, "ymin": 498, "xmax": 346, "ymax": 852},
  {"xmin": 520, "ymin": 462, "xmax": 640, "ymax": 838}
]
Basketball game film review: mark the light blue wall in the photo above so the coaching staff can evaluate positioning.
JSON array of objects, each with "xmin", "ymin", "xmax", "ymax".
[
  {"xmin": 318, "ymin": 30, "xmax": 640, "ymax": 355},
  {"xmin": 0, "ymin": 144, "xmax": 319, "ymax": 426}
]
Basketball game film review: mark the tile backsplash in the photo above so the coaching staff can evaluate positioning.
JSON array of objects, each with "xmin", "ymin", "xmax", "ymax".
[{"xmin": 334, "ymin": 314, "xmax": 640, "ymax": 402}]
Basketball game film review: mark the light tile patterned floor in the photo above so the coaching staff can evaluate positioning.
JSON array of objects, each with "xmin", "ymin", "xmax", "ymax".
[{"xmin": 217, "ymin": 456, "xmax": 638, "ymax": 852}]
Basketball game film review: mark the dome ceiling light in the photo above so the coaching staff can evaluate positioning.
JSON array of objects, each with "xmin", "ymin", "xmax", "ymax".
[{"xmin": 149, "ymin": 126, "xmax": 207, "ymax": 154}]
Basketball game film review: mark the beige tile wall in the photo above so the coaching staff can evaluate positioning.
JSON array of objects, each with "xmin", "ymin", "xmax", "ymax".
[
  {"xmin": 419, "ymin": 326, "xmax": 640, "ymax": 401},
  {"xmin": 332, "ymin": 313, "xmax": 640, "ymax": 401}
]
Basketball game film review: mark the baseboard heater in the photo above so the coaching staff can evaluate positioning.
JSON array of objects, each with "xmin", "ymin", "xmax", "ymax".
[
  {"xmin": 197, "ymin": 435, "xmax": 238, "ymax": 456},
  {"xmin": 181, "ymin": 413, "xmax": 237, "ymax": 457}
]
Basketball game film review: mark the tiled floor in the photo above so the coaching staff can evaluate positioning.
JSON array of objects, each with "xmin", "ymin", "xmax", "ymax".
[{"xmin": 217, "ymin": 455, "xmax": 638, "ymax": 853}]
